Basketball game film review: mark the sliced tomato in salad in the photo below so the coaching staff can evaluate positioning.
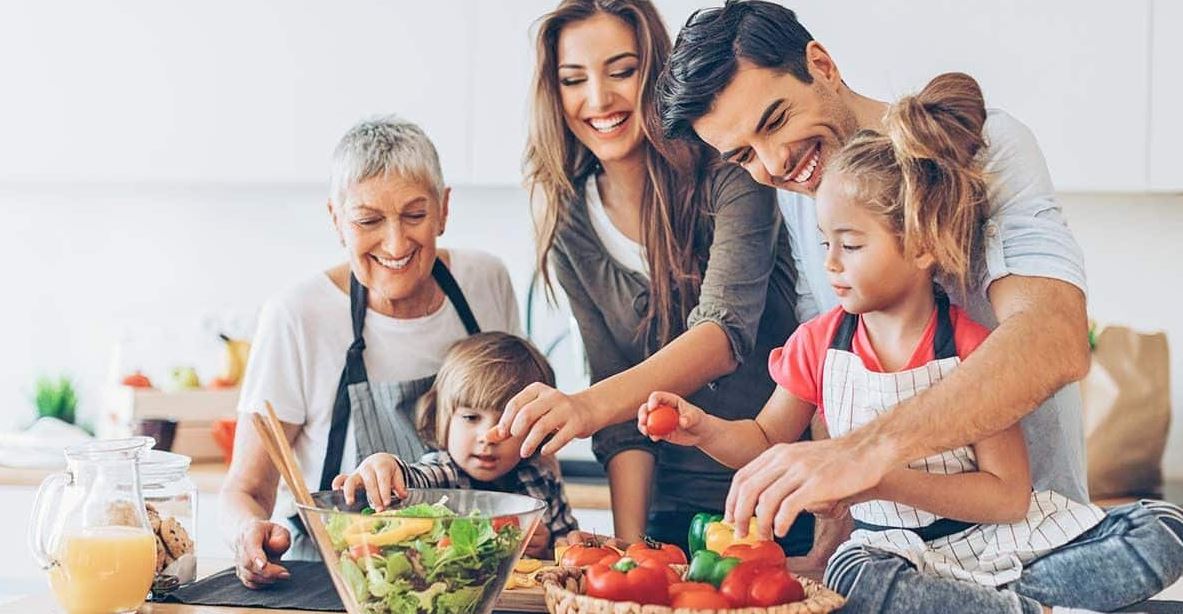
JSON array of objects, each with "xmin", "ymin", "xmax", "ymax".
[
  {"xmin": 492, "ymin": 516, "xmax": 520, "ymax": 532},
  {"xmin": 348, "ymin": 543, "xmax": 380, "ymax": 560}
]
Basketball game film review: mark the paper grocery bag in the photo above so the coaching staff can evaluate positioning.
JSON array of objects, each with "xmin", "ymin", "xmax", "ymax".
[{"xmin": 1080, "ymin": 325, "xmax": 1171, "ymax": 499}]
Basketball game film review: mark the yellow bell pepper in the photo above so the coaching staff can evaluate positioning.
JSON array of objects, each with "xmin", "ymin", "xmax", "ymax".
[
  {"xmin": 345, "ymin": 517, "xmax": 435, "ymax": 547},
  {"xmin": 704, "ymin": 518, "xmax": 762, "ymax": 553},
  {"xmin": 513, "ymin": 558, "xmax": 543, "ymax": 573}
]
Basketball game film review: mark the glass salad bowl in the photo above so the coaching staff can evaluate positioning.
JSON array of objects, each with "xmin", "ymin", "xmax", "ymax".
[{"xmin": 297, "ymin": 488, "xmax": 546, "ymax": 614}]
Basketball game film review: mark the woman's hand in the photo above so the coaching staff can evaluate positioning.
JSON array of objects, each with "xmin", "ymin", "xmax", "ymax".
[
  {"xmin": 488, "ymin": 383, "xmax": 601, "ymax": 457},
  {"xmin": 330, "ymin": 452, "xmax": 407, "ymax": 511},
  {"xmin": 563, "ymin": 530, "xmax": 629, "ymax": 551},
  {"xmin": 235, "ymin": 519, "xmax": 291, "ymax": 589},
  {"xmin": 637, "ymin": 391, "xmax": 710, "ymax": 447}
]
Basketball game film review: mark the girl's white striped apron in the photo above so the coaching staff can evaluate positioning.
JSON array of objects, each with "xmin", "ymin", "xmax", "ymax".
[{"xmin": 823, "ymin": 295, "xmax": 1104, "ymax": 586}]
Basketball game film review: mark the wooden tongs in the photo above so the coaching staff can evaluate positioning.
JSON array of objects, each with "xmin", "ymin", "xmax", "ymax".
[{"xmin": 251, "ymin": 401, "xmax": 362, "ymax": 613}]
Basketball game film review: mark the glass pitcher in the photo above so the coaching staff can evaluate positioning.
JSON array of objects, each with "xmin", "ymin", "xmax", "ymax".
[{"xmin": 28, "ymin": 437, "xmax": 159, "ymax": 614}]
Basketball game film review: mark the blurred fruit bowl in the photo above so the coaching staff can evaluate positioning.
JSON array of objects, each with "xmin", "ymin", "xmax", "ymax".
[{"xmin": 297, "ymin": 488, "xmax": 546, "ymax": 614}]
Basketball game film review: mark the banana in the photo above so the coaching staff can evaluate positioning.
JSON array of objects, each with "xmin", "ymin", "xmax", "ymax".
[{"xmin": 213, "ymin": 333, "xmax": 251, "ymax": 387}]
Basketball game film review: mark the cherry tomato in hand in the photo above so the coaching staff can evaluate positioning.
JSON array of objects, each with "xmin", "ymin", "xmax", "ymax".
[{"xmin": 645, "ymin": 404, "xmax": 679, "ymax": 437}]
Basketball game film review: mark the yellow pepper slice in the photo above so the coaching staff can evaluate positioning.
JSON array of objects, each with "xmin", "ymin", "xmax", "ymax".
[
  {"xmin": 704, "ymin": 518, "xmax": 762, "ymax": 553},
  {"xmin": 513, "ymin": 558, "xmax": 543, "ymax": 573},
  {"xmin": 345, "ymin": 517, "xmax": 435, "ymax": 547}
]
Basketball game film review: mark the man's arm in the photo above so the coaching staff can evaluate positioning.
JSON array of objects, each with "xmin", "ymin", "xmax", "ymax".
[
  {"xmin": 868, "ymin": 275, "xmax": 1089, "ymax": 462},
  {"xmin": 726, "ymin": 274, "xmax": 1089, "ymax": 539}
]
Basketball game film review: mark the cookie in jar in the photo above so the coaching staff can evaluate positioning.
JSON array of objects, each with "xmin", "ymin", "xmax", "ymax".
[{"xmin": 140, "ymin": 450, "xmax": 197, "ymax": 584}]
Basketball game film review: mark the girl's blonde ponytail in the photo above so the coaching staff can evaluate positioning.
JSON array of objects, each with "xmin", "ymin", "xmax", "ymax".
[{"xmin": 829, "ymin": 72, "xmax": 990, "ymax": 293}]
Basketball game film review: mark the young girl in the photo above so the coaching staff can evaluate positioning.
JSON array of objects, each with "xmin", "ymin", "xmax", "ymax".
[
  {"xmin": 640, "ymin": 73, "xmax": 1183, "ymax": 613},
  {"xmin": 334, "ymin": 332, "xmax": 579, "ymax": 559}
]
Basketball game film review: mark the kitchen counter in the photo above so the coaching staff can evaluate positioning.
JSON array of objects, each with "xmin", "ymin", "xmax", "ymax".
[
  {"xmin": 0, "ymin": 461, "xmax": 613, "ymax": 510},
  {"xmin": 6, "ymin": 558, "xmax": 541, "ymax": 613}
]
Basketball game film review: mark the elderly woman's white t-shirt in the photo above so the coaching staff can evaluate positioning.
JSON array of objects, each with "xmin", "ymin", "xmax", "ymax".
[{"xmin": 237, "ymin": 249, "xmax": 522, "ymax": 519}]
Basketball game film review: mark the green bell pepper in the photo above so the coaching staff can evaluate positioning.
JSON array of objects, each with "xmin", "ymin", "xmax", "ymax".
[
  {"xmin": 687, "ymin": 512, "xmax": 723, "ymax": 554},
  {"xmin": 685, "ymin": 549, "xmax": 741, "ymax": 587}
]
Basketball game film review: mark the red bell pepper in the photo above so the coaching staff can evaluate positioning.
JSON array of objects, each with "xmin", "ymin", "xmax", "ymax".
[
  {"xmin": 584, "ymin": 557, "xmax": 671, "ymax": 605},
  {"xmin": 719, "ymin": 561, "xmax": 805, "ymax": 607},
  {"xmin": 721, "ymin": 541, "xmax": 787, "ymax": 567}
]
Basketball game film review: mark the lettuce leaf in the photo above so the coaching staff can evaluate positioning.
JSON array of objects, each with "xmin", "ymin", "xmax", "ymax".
[
  {"xmin": 338, "ymin": 555, "xmax": 368, "ymax": 602},
  {"xmin": 326, "ymin": 513, "xmax": 352, "ymax": 550},
  {"xmin": 436, "ymin": 584, "xmax": 484, "ymax": 614}
]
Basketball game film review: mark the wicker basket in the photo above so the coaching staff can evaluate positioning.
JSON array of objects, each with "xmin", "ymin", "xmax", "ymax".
[{"xmin": 537, "ymin": 565, "xmax": 845, "ymax": 614}]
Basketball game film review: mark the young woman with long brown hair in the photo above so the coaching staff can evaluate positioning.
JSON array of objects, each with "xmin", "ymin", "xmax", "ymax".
[{"xmin": 488, "ymin": 0, "xmax": 826, "ymax": 559}]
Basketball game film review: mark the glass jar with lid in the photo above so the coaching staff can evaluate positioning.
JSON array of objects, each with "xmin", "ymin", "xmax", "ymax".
[{"xmin": 139, "ymin": 449, "xmax": 198, "ymax": 585}]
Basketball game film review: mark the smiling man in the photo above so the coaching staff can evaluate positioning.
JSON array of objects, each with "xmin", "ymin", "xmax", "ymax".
[{"xmin": 657, "ymin": 0, "xmax": 1094, "ymax": 569}]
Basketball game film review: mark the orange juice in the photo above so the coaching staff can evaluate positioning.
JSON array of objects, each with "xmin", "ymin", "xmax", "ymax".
[{"xmin": 47, "ymin": 525, "xmax": 156, "ymax": 614}]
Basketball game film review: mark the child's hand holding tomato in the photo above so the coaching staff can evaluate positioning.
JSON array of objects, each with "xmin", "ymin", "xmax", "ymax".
[{"xmin": 637, "ymin": 392, "xmax": 710, "ymax": 446}]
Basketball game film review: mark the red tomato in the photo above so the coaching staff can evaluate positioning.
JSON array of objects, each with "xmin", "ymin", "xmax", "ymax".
[
  {"xmin": 348, "ymin": 543, "xmax": 380, "ymax": 560},
  {"xmin": 492, "ymin": 516, "xmax": 520, "ymax": 532},
  {"xmin": 645, "ymin": 404, "xmax": 679, "ymax": 437},
  {"xmin": 561, "ymin": 543, "xmax": 620, "ymax": 567},
  {"xmin": 584, "ymin": 559, "xmax": 670, "ymax": 605},
  {"xmin": 626, "ymin": 537, "xmax": 688, "ymax": 566},
  {"xmin": 438, "ymin": 537, "xmax": 452, "ymax": 548},
  {"xmin": 636, "ymin": 557, "xmax": 681, "ymax": 585},
  {"xmin": 671, "ymin": 588, "xmax": 732, "ymax": 610},
  {"xmin": 669, "ymin": 582, "xmax": 716, "ymax": 597},
  {"xmin": 121, "ymin": 372, "xmax": 153, "ymax": 388},
  {"xmin": 721, "ymin": 541, "xmax": 786, "ymax": 567},
  {"xmin": 748, "ymin": 568, "xmax": 805, "ymax": 607}
]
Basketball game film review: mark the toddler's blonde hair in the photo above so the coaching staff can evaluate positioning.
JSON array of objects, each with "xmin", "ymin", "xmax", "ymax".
[{"xmin": 415, "ymin": 332, "xmax": 555, "ymax": 450}]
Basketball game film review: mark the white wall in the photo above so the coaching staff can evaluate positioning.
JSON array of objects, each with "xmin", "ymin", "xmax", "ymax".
[
  {"xmin": 1061, "ymin": 193, "xmax": 1183, "ymax": 478},
  {"xmin": 1, "ymin": 0, "xmax": 1179, "ymax": 191}
]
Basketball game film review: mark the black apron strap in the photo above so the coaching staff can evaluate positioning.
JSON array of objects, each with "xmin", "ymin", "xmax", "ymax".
[
  {"xmin": 432, "ymin": 258, "xmax": 481, "ymax": 335},
  {"xmin": 318, "ymin": 274, "xmax": 371, "ymax": 491},
  {"xmin": 932, "ymin": 290, "xmax": 957, "ymax": 360},
  {"xmin": 853, "ymin": 517, "xmax": 975, "ymax": 542},
  {"xmin": 828, "ymin": 311, "xmax": 860, "ymax": 352},
  {"xmin": 317, "ymin": 259, "xmax": 480, "ymax": 491},
  {"xmin": 827, "ymin": 292, "xmax": 956, "ymax": 360}
]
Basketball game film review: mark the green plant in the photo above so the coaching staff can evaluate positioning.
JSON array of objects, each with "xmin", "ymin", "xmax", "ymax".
[{"xmin": 33, "ymin": 375, "xmax": 78, "ymax": 424}]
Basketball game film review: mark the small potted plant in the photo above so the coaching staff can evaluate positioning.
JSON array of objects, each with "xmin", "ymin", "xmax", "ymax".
[{"xmin": 34, "ymin": 375, "xmax": 78, "ymax": 426}]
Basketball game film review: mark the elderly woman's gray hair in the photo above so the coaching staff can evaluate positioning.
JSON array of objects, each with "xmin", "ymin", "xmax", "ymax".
[{"xmin": 329, "ymin": 115, "xmax": 446, "ymax": 206}]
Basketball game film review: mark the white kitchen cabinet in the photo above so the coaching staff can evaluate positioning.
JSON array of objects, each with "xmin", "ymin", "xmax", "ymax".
[
  {"xmin": 1150, "ymin": 0, "xmax": 1183, "ymax": 191},
  {"xmin": 0, "ymin": 0, "xmax": 473, "ymax": 184}
]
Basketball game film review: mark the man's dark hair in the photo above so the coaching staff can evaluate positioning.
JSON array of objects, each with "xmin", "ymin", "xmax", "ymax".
[{"xmin": 658, "ymin": 0, "xmax": 816, "ymax": 141}]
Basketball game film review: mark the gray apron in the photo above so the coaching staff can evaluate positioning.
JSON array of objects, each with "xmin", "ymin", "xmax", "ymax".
[{"xmin": 287, "ymin": 258, "xmax": 480, "ymax": 559}]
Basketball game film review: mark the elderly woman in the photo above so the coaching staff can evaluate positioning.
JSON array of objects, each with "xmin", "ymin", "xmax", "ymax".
[{"xmin": 219, "ymin": 116, "xmax": 520, "ymax": 588}]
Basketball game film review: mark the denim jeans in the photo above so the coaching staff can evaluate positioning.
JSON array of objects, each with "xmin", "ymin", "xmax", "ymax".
[{"xmin": 825, "ymin": 500, "xmax": 1183, "ymax": 613}]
